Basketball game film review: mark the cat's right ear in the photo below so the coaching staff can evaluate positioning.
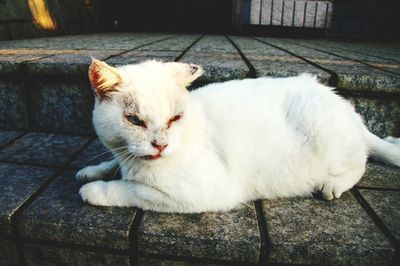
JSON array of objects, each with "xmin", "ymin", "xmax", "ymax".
[{"xmin": 89, "ymin": 59, "xmax": 122, "ymax": 100}]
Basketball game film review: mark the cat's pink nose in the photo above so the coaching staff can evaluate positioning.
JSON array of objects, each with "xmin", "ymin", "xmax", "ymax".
[{"xmin": 151, "ymin": 141, "xmax": 168, "ymax": 153}]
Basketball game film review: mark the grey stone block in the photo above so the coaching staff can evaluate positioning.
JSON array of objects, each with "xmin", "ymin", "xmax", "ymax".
[
  {"xmin": 0, "ymin": 130, "xmax": 24, "ymax": 148},
  {"xmin": 138, "ymin": 203, "xmax": 261, "ymax": 263},
  {"xmin": 179, "ymin": 36, "xmax": 248, "ymax": 83},
  {"xmin": 70, "ymin": 139, "xmax": 110, "ymax": 170},
  {"xmin": 346, "ymin": 96, "xmax": 400, "ymax": 138},
  {"xmin": 359, "ymin": 189, "xmax": 400, "ymax": 242},
  {"xmin": 0, "ymin": 132, "xmax": 89, "ymax": 166},
  {"xmin": 292, "ymin": 39, "xmax": 400, "ymax": 75},
  {"xmin": 358, "ymin": 162, "xmax": 400, "ymax": 189},
  {"xmin": 258, "ymin": 38, "xmax": 400, "ymax": 93},
  {"xmin": 298, "ymin": 39, "xmax": 400, "ymax": 64},
  {"xmin": 229, "ymin": 36, "xmax": 329, "ymax": 82},
  {"xmin": 29, "ymin": 82, "xmax": 94, "ymax": 134},
  {"xmin": 0, "ymin": 162, "xmax": 55, "ymax": 234},
  {"xmin": 0, "ymin": 80, "xmax": 28, "ymax": 130},
  {"xmin": 138, "ymin": 257, "xmax": 221, "ymax": 266},
  {"xmin": 18, "ymin": 169, "xmax": 138, "ymax": 249},
  {"xmin": 0, "ymin": 239, "xmax": 18, "ymax": 266},
  {"xmin": 261, "ymin": 192, "xmax": 394, "ymax": 265},
  {"xmin": 24, "ymin": 243, "xmax": 130, "ymax": 266},
  {"xmin": 108, "ymin": 35, "xmax": 201, "ymax": 66}
]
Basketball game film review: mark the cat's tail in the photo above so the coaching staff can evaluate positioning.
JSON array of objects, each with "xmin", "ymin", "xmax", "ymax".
[{"xmin": 365, "ymin": 130, "xmax": 400, "ymax": 167}]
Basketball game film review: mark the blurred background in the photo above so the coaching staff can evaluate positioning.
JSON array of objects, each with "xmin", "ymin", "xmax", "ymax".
[{"xmin": 1, "ymin": 0, "xmax": 399, "ymax": 41}]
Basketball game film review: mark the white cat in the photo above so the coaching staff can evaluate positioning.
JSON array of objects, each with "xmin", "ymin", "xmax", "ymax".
[{"xmin": 77, "ymin": 59, "xmax": 400, "ymax": 213}]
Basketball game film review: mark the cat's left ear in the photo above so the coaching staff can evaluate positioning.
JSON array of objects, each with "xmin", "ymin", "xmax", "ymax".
[{"xmin": 169, "ymin": 62, "xmax": 203, "ymax": 87}]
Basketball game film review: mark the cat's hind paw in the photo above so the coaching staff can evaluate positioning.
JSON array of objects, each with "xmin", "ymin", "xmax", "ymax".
[{"xmin": 79, "ymin": 181, "xmax": 110, "ymax": 206}]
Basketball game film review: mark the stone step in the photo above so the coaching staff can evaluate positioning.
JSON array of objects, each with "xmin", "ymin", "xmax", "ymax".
[
  {"xmin": 0, "ymin": 33, "xmax": 399, "ymax": 137},
  {"xmin": 0, "ymin": 130, "xmax": 399, "ymax": 265}
]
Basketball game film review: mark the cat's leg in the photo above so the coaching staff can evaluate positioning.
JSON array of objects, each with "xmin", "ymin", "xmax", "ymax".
[
  {"xmin": 315, "ymin": 166, "xmax": 365, "ymax": 200},
  {"xmin": 76, "ymin": 159, "xmax": 118, "ymax": 182},
  {"xmin": 79, "ymin": 180, "xmax": 180, "ymax": 212}
]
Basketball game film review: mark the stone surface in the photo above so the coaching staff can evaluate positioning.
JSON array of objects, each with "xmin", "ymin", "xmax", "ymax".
[
  {"xmin": 29, "ymin": 82, "xmax": 94, "ymax": 134},
  {"xmin": 292, "ymin": 39, "xmax": 400, "ymax": 75},
  {"xmin": 23, "ymin": 243, "xmax": 130, "ymax": 266},
  {"xmin": 70, "ymin": 139, "xmax": 110, "ymax": 170},
  {"xmin": 302, "ymin": 39, "xmax": 400, "ymax": 63},
  {"xmin": 0, "ymin": 162, "xmax": 55, "ymax": 234},
  {"xmin": 346, "ymin": 96, "xmax": 400, "ymax": 138},
  {"xmin": 107, "ymin": 35, "xmax": 200, "ymax": 65},
  {"xmin": 0, "ymin": 130, "xmax": 24, "ymax": 148},
  {"xmin": 0, "ymin": 132, "xmax": 89, "ymax": 166},
  {"xmin": 179, "ymin": 35, "xmax": 248, "ymax": 83},
  {"xmin": 258, "ymin": 37, "xmax": 400, "ymax": 93},
  {"xmin": 229, "ymin": 36, "xmax": 329, "ymax": 82},
  {"xmin": 359, "ymin": 189, "xmax": 400, "ymax": 242},
  {"xmin": 261, "ymin": 192, "xmax": 394, "ymax": 265},
  {"xmin": 0, "ymin": 239, "xmax": 18, "ymax": 266},
  {"xmin": 18, "ymin": 169, "xmax": 137, "ymax": 249},
  {"xmin": 25, "ymin": 50, "xmax": 124, "ymax": 77},
  {"xmin": 358, "ymin": 162, "xmax": 400, "ymax": 189},
  {"xmin": 138, "ymin": 257, "xmax": 221, "ymax": 266},
  {"xmin": 0, "ymin": 80, "xmax": 28, "ymax": 130},
  {"xmin": 138, "ymin": 203, "xmax": 260, "ymax": 263}
]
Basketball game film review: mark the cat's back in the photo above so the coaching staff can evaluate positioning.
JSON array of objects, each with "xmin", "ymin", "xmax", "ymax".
[{"xmin": 191, "ymin": 74, "xmax": 330, "ymax": 117}]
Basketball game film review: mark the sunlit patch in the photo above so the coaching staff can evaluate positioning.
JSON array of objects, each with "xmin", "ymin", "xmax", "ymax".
[{"xmin": 28, "ymin": 0, "xmax": 57, "ymax": 30}]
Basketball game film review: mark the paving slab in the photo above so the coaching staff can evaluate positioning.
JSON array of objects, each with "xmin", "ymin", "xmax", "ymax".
[
  {"xmin": 138, "ymin": 257, "xmax": 221, "ymax": 266},
  {"xmin": 229, "ymin": 36, "xmax": 329, "ymax": 82},
  {"xmin": 70, "ymin": 139, "xmax": 110, "ymax": 170},
  {"xmin": 359, "ymin": 189, "xmax": 400, "ymax": 243},
  {"xmin": 178, "ymin": 35, "xmax": 249, "ymax": 83},
  {"xmin": 0, "ymin": 239, "xmax": 18, "ymax": 266},
  {"xmin": 256, "ymin": 37, "xmax": 400, "ymax": 93},
  {"xmin": 346, "ymin": 96, "xmax": 400, "ymax": 138},
  {"xmin": 261, "ymin": 192, "xmax": 394, "ymax": 265},
  {"xmin": 0, "ymin": 130, "xmax": 24, "ymax": 148},
  {"xmin": 107, "ymin": 35, "xmax": 200, "ymax": 65},
  {"xmin": 138, "ymin": 203, "xmax": 260, "ymax": 263},
  {"xmin": 24, "ymin": 34, "xmax": 175, "ymax": 77},
  {"xmin": 0, "ymin": 80, "xmax": 28, "ymax": 130},
  {"xmin": 0, "ymin": 132, "xmax": 89, "ymax": 166},
  {"xmin": 289, "ymin": 39, "xmax": 400, "ymax": 75},
  {"xmin": 18, "ymin": 169, "xmax": 137, "ymax": 249},
  {"xmin": 303, "ymin": 40, "xmax": 400, "ymax": 63},
  {"xmin": 358, "ymin": 162, "xmax": 400, "ymax": 189},
  {"xmin": 23, "ymin": 243, "xmax": 130, "ymax": 266},
  {"xmin": 0, "ymin": 49, "xmax": 66, "ymax": 75},
  {"xmin": 29, "ymin": 82, "xmax": 94, "ymax": 134},
  {"xmin": 0, "ymin": 162, "xmax": 55, "ymax": 234}
]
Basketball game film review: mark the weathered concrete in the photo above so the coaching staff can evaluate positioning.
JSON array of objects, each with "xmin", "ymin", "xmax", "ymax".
[
  {"xmin": 261, "ymin": 192, "xmax": 395, "ymax": 265},
  {"xmin": 19, "ymin": 169, "xmax": 137, "ymax": 249},
  {"xmin": 0, "ymin": 132, "xmax": 89, "ymax": 166},
  {"xmin": 138, "ymin": 203, "xmax": 261, "ymax": 263}
]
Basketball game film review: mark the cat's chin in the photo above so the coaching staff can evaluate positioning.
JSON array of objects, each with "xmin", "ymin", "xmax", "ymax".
[{"xmin": 140, "ymin": 154, "xmax": 162, "ymax": 161}]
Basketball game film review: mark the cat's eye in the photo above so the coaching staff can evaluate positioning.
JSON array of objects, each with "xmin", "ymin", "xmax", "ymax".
[
  {"xmin": 126, "ymin": 114, "xmax": 147, "ymax": 128},
  {"xmin": 167, "ymin": 114, "xmax": 182, "ymax": 128}
]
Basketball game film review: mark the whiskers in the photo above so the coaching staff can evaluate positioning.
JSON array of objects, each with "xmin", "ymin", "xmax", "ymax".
[
  {"xmin": 112, "ymin": 151, "xmax": 138, "ymax": 179},
  {"xmin": 88, "ymin": 146, "xmax": 127, "ymax": 163}
]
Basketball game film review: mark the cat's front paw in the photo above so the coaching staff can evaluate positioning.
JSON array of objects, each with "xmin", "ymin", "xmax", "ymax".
[
  {"xmin": 76, "ymin": 166, "xmax": 102, "ymax": 182},
  {"xmin": 79, "ymin": 181, "xmax": 110, "ymax": 206}
]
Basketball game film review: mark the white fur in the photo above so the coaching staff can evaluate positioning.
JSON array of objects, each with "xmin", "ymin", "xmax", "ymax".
[{"xmin": 78, "ymin": 60, "xmax": 400, "ymax": 213}]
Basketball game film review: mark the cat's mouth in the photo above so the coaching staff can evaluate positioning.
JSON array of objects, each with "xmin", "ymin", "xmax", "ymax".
[{"xmin": 141, "ymin": 154, "xmax": 162, "ymax": 160}]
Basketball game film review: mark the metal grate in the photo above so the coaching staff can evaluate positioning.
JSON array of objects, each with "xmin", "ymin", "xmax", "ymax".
[{"xmin": 249, "ymin": 0, "xmax": 333, "ymax": 30}]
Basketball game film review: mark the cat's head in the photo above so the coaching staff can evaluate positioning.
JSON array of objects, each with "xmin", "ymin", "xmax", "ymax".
[{"xmin": 88, "ymin": 59, "xmax": 203, "ymax": 162}]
